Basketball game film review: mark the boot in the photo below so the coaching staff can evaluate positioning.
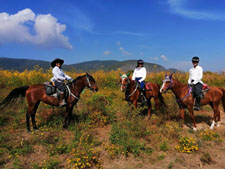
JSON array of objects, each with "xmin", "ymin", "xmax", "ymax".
[
  {"xmin": 193, "ymin": 96, "xmax": 201, "ymax": 111},
  {"xmin": 59, "ymin": 92, "xmax": 67, "ymax": 107}
]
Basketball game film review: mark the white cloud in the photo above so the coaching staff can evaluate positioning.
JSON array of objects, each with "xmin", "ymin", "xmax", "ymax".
[
  {"xmin": 116, "ymin": 41, "xmax": 121, "ymax": 46},
  {"xmin": 113, "ymin": 31, "xmax": 150, "ymax": 36},
  {"xmin": 168, "ymin": 60, "xmax": 192, "ymax": 71},
  {"xmin": 150, "ymin": 56, "xmax": 159, "ymax": 60},
  {"xmin": 119, "ymin": 47, "xmax": 132, "ymax": 56},
  {"xmin": 104, "ymin": 51, "xmax": 111, "ymax": 56},
  {"xmin": 167, "ymin": 0, "xmax": 224, "ymax": 20},
  {"xmin": 160, "ymin": 55, "xmax": 168, "ymax": 61},
  {"xmin": 0, "ymin": 8, "xmax": 72, "ymax": 49}
]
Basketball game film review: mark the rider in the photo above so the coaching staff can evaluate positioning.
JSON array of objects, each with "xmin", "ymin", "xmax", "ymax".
[
  {"xmin": 132, "ymin": 59, "xmax": 147, "ymax": 101},
  {"xmin": 51, "ymin": 58, "xmax": 73, "ymax": 107},
  {"xmin": 188, "ymin": 56, "xmax": 203, "ymax": 111}
]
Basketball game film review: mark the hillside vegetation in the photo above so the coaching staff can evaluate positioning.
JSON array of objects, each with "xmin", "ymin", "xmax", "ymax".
[{"xmin": 0, "ymin": 68, "xmax": 225, "ymax": 169}]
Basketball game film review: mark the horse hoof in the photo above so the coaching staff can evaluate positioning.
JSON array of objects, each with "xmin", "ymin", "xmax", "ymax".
[
  {"xmin": 33, "ymin": 127, "xmax": 38, "ymax": 130},
  {"xmin": 216, "ymin": 122, "xmax": 220, "ymax": 127},
  {"xmin": 63, "ymin": 125, "xmax": 67, "ymax": 129},
  {"xmin": 27, "ymin": 129, "xmax": 31, "ymax": 133}
]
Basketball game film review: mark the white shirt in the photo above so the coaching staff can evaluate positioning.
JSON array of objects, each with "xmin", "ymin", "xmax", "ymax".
[
  {"xmin": 132, "ymin": 67, "xmax": 147, "ymax": 82},
  {"xmin": 188, "ymin": 65, "xmax": 203, "ymax": 84},
  {"xmin": 52, "ymin": 66, "xmax": 72, "ymax": 82}
]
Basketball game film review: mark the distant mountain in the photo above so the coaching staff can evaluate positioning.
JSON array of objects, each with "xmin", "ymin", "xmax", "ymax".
[{"xmin": 0, "ymin": 57, "xmax": 173, "ymax": 72}]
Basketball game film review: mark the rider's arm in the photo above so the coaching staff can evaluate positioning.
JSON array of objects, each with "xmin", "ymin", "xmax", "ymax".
[
  {"xmin": 188, "ymin": 69, "xmax": 192, "ymax": 84},
  {"xmin": 139, "ymin": 67, "xmax": 146, "ymax": 82},
  {"xmin": 64, "ymin": 74, "xmax": 72, "ymax": 81},
  {"xmin": 196, "ymin": 66, "xmax": 203, "ymax": 82},
  {"xmin": 52, "ymin": 67, "xmax": 66, "ymax": 81},
  {"xmin": 132, "ymin": 69, "xmax": 136, "ymax": 80}
]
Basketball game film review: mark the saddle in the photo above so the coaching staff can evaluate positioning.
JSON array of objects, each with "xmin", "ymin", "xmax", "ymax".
[
  {"xmin": 44, "ymin": 82, "xmax": 68, "ymax": 99},
  {"xmin": 145, "ymin": 82, "xmax": 152, "ymax": 91},
  {"xmin": 202, "ymin": 84, "xmax": 209, "ymax": 92}
]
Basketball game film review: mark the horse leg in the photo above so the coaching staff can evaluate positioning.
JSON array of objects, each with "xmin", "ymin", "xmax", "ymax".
[
  {"xmin": 153, "ymin": 96, "xmax": 160, "ymax": 110},
  {"xmin": 31, "ymin": 101, "xmax": 40, "ymax": 130},
  {"xmin": 26, "ymin": 104, "xmax": 37, "ymax": 132},
  {"xmin": 180, "ymin": 108, "xmax": 185, "ymax": 127},
  {"xmin": 210, "ymin": 102, "xmax": 220, "ymax": 129},
  {"xmin": 187, "ymin": 106, "xmax": 197, "ymax": 131},
  {"xmin": 63, "ymin": 105, "xmax": 72, "ymax": 128},
  {"xmin": 146, "ymin": 99, "xmax": 152, "ymax": 120}
]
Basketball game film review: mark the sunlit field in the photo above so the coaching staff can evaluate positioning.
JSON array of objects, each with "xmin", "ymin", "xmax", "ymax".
[{"xmin": 0, "ymin": 68, "xmax": 225, "ymax": 169}]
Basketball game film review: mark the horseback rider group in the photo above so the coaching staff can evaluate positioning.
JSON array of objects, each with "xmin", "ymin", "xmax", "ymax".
[{"xmin": 51, "ymin": 56, "xmax": 203, "ymax": 110}]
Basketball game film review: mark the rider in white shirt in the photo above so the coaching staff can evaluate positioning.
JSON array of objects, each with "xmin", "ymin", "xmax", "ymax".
[
  {"xmin": 51, "ymin": 58, "xmax": 72, "ymax": 107},
  {"xmin": 188, "ymin": 56, "xmax": 203, "ymax": 111},
  {"xmin": 132, "ymin": 59, "xmax": 147, "ymax": 101}
]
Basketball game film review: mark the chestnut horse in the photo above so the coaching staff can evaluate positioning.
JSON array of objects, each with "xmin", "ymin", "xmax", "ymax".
[
  {"xmin": 120, "ymin": 73, "xmax": 165, "ymax": 119},
  {"xmin": 0, "ymin": 73, "xmax": 98, "ymax": 131},
  {"xmin": 160, "ymin": 74, "xmax": 225, "ymax": 130}
]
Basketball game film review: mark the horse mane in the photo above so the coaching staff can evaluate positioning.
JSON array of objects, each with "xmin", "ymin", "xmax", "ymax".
[
  {"xmin": 172, "ymin": 78, "xmax": 189, "ymax": 88},
  {"xmin": 72, "ymin": 75, "xmax": 85, "ymax": 83},
  {"xmin": 71, "ymin": 73, "xmax": 95, "ymax": 84}
]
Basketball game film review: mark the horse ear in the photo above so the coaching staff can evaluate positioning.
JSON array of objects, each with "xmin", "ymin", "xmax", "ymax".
[{"xmin": 127, "ymin": 72, "xmax": 131, "ymax": 77}]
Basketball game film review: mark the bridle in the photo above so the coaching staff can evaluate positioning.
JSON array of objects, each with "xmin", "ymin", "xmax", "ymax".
[
  {"xmin": 121, "ymin": 76, "xmax": 139, "ymax": 98},
  {"xmin": 121, "ymin": 77, "xmax": 130, "ymax": 90},
  {"xmin": 67, "ymin": 74, "xmax": 96, "ymax": 100},
  {"xmin": 161, "ymin": 78, "xmax": 173, "ymax": 93}
]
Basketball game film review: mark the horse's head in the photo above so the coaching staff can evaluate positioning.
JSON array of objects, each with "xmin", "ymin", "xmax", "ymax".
[
  {"xmin": 120, "ymin": 73, "xmax": 130, "ymax": 92},
  {"xmin": 85, "ymin": 72, "xmax": 98, "ymax": 92},
  {"xmin": 160, "ymin": 73, "xmax": 174, "ymax": 93}
]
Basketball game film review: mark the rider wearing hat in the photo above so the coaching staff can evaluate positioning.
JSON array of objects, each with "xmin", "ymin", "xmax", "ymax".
[
  {"xmin": 51, "ymin": 58, "xmax": 72, "ymax": 107},
  {"xmin": 188, "ymin": 56, "xmax": 203, "ymax": 111},
  {"xmin": 132, "ymin": 59, "xmax": 147, "ymax": 101}
]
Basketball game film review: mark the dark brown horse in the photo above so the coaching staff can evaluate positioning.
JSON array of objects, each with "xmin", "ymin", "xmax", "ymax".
[
  {"xmin": 120, "ymin": 73, "xmax": 165, "ymax": 119},
  {"xmin": 0, "ymin": 73, "xmax": 98, "ymax": 131},
  {"xmin": 160, "ymin": 74, "xmax": 225, "ymax": 130}
]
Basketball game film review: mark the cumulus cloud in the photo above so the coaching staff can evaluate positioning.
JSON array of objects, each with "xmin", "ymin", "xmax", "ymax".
[
  {"xmin": 160, "ymin": 55, "xmax": 168, "ymax": 61},
  {"xmin": 0, "ymin": 8, "xmax": 72, "ymax": 49},
  {"xmin": 104, "ymin": 51, "xmax": 111, "ymax": 56},
  {"xmin": 119, "ymin": 47, "xmax": 131, "ymax": 56}
]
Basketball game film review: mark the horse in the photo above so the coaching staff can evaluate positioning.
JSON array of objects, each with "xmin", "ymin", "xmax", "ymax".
[
  {"xmin": 160, "ymin": 73, "xmax": 225, "ymax": 130},
  {"xmin": 120, "ymin": 73, "xmax": 165, "ymax": 119},
  {"xmin": 0, "ymin": 72, "xmax": 98, "ymax": 131}
]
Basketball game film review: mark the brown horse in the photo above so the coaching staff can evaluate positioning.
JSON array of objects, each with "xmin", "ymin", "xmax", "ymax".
[
  {"xmin": 160, "ymin": 74, "xmax": 225, "ymax": 130},
  {"xmin": 120, "ymin": 73, "xmax": 165, "ymax": 119},
  {"xmin": 0, "ymin": 72, "xmax": 98, "ymax": 131}
]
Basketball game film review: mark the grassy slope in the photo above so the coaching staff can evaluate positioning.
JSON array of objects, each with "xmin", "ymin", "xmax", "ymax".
[{"xmin": 0, "ymin": 86, "xmax": 225, "ymax": 169}]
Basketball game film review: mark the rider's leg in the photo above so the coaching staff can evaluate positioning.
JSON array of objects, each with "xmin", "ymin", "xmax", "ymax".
[
  {"xmin": 55, "ymin": 81, "xmax": 67, "ymax": 107},
  {"xmin": 193, "ymin": 83, "xmax": 203, "ymax": 111}
]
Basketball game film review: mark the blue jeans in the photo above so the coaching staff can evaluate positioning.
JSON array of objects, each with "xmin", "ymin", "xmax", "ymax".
[{"xmin": 135, "ymin": 78, "xmax": 145, "ymax": 89}]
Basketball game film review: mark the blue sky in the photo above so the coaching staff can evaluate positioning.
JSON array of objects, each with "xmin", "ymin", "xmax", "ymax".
[{"xmin": 0, "ymin": 0, "xmax": 225, "ymax": 71}]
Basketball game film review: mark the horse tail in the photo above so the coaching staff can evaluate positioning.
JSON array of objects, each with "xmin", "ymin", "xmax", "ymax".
[
  {"xmin": 220, "ymin": 87, "xmax": 225, "ymax": 112},
  {"xmin": 0, "ymin": 86, "xmax": 29, "ymax": 109}
]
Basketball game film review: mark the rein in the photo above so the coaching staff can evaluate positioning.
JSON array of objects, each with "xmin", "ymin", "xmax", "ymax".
[
  {"xmin": 66, "ymin": 75, "xmax": 94, "ymax": 100},
  {"xmin": 127, "ymin": 83, "xmax": 139, "ymax": 98},
  {"xmin": 66, "ymin": 85, "xmax": 80, "ymax": 100}
]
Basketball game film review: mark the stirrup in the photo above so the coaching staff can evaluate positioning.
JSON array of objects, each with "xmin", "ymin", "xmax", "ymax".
[
  {"xmin": 193, "ymin": 105, "xmax": 200, "ymax": 111},
  {"xmin": 59, "ymin": 100, "xmax": 67, "ymax": 107}
]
